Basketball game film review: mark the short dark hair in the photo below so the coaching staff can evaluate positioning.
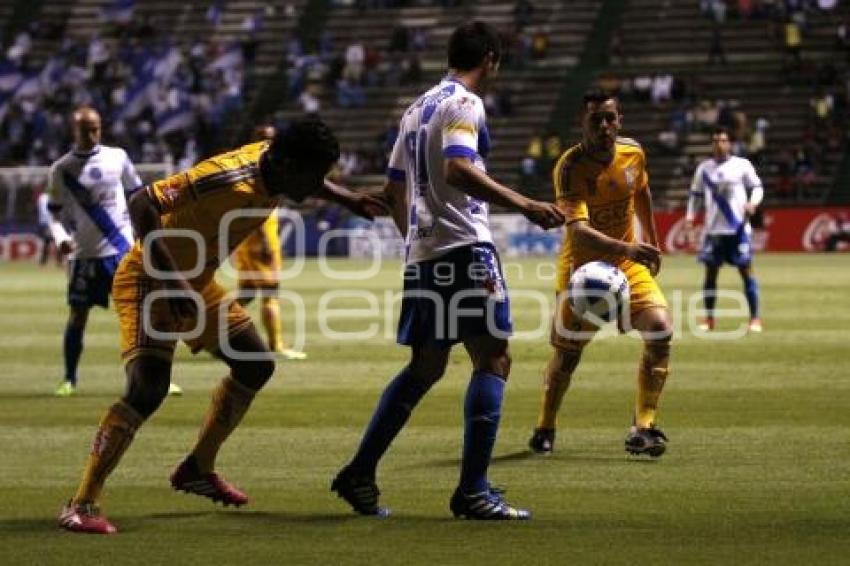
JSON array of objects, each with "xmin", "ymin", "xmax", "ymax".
[
  {"xmin": 448, "ymin": 21, "xmax": 502, "ymax": 71},
  {"xmin": 582, "ymin": 88, "xmax": 618, "ymax": 110},
  {"xmin": 268, "ymin": 118, "xmax": 340, "ymax": 172},
  {"xmin": 712, "ymin": 126, "xmax": 733, "ymax": 140}
]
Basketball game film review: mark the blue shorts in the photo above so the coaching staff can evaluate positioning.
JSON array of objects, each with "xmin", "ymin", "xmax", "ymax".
[
  {"xmin": 397, "ymin": 243, "xmax": 513, "ymax": 347},
  {"xmin": 67, "ymin": 255, "xmax": 123, "ymax": 308},
  {"xmin": 698, "ymin": 232, "xmax": 753, "ymax": 268}
]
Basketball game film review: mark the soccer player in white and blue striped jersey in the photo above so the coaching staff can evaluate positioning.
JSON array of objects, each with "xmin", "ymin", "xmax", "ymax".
[
  {"xmin": 332, "ymin": 21, "xmax": 563, "ymax": 520},
  {"xmin": 685, "ymin": 126, "xmax": 764, "ymax": 333},
  {"xmin": 46, "ymin": 107, "xmax": 182, "ymax": 396}
]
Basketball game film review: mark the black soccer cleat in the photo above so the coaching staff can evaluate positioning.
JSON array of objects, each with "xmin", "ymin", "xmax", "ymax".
[
  {"xmin": 331, "ymin": 466, "xmax": 390, "ymax": 517},
  {"xmin": 625, "ymin": 426, "xmax": 668, "ymax": 457},
  {"xmin": 528, "ymin": 427, "xmax": 556, "ymax": 455},
  {"xmin": 450, "ymin": 486, "xmax": 531, "ymax": 520}
]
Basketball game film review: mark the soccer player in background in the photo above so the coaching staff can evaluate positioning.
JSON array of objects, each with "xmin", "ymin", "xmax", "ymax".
[
  {"xmin": 332, "ymin": 21, "xmax": 563, "ymax": 520},
  {"xmin": 528, "ymin": 91, "xmax": 673, "ymax": 457},
  {"xmin": 59, "ymin": 119, "xmax": 386, "ymax": 534},
  {"xmin": 46, "ymin": 107, "xmax": 182, "ymax": 397},
  {"xmin": 685, "ymin": 126, "xmax": 764, "ymax": 332},
  {"xmin": 232, "ymin": 124, "xmax": 307, "ymax": 360}
]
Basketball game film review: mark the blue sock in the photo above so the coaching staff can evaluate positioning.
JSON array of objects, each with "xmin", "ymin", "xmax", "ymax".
[
  {"xmin": 459, "ymin": 371, "xmax": 505, "ymax": 495},
  {"xmin": 744, "ymin": 276, "xmax": 760, "ymax": 319},
  {"xmin": 64, "ymin": 324, "xmax": 84, "ymax": 385},
  {"xmin": 703, "ymin": 279, "xmax": 717, "ymax": 319},
  {"xmin": 349, "ymin": 366, "xmax": 432, "ymax": 476}
]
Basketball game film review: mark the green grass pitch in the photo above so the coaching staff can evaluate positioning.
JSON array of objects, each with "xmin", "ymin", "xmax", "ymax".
[{"xmin": 0, "ymin": 254, "xmax": 848, "ymax": 565}]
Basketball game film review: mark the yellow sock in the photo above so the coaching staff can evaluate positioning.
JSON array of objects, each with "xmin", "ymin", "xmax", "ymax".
[
  {"xmin": 72, "ymin": 401, "xmax": 144, "ymax": 504},
  {"xmin": 635, "ymin": 342, "xmax": 670, "ymax": 429},
  {"xmin": 191, "ymin": 376, "xmax": 256, "ymax": 473},
  {"xmin": 536, "ymin": 351, "xmax": 579, "ymax": 430},
  {"xmin": 262, "ymin": 297, "xmax": 285, "ymax": 352}
]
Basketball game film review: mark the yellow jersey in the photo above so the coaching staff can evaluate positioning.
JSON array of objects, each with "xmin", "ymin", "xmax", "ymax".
[
  {"xmin": 122, "ymin": 141, "xmax": 279, "ymax": 285},
  {"xmin": 553, "ymin": 137, "xmax": 649, "ymax": 291}
]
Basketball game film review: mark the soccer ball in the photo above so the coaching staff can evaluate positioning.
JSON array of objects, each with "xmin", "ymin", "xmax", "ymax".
[{"xmin": 568, "ymin": 261, "xmax": 630, "ymax": 324}]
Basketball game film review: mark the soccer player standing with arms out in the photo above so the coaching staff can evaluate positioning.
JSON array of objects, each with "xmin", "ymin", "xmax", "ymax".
[
  {"xmin": 46, "ymin": 107, "xmax": 182, "ymax": 397},
  {"xmin": 528, "ymin": 91, "xmax": 673, "ymax": 457},
  {"xmin": 685, "ymin": 126, "xmax": 764, "ymax": 333},
  {"xmin": 332, "ymin": 21, "xmax": 563, "ymax": 520},
  {"xmin": 58, "ymin": 119, "xmax": 385, "ymax": 534}
]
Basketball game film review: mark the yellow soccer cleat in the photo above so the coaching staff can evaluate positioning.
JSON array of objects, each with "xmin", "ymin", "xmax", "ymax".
[
  {"xmin": 55, "ymin": 381, "xmax": 77, "ymax": 397},
  {"xmin": 168, "ymin": 383, "xmax": 184, "ymax": 396}
]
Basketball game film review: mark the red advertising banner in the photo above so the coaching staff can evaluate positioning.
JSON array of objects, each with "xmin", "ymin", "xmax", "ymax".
[{"xmin": 657, "ymin": 207, "xmax": 850, "ymax": 253}]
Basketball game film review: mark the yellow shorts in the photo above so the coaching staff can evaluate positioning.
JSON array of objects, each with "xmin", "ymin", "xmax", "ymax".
[
  {"xmin": 113, "ymin": 260, "xmax": 252, "ymax": 364},
  {"xmin": 551, "ymin": 260, "xmax": 668, "ymax": 350}
]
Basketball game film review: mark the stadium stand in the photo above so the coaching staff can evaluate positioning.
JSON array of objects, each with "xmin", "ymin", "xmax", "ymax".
[{"xmin": 0, "ymin": 0, "xmax": 848, "ymax": 213}]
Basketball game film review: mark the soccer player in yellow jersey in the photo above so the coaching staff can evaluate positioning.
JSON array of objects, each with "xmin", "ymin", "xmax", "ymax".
[
  {"xmin": 232, "ymin": 124, "xmax": 307, "ymax": 360},
  {"xmin": 58, "ymin": 119, "xmax": 385, "ymax": 534},
  {"xmin": 528, "ymin": 90, "xmax": 673, "ymax": 457}
]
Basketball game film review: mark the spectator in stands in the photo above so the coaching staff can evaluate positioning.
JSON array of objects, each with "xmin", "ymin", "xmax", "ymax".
[
  {"xmin": 513, "ymin": 0, "xmax": 535, "ymax": 31},
  {"xmin": 531, "ymin": 29, "xmax": 549, "ymax": 60},
  {"xmin": 784, "ymin": 17, "xmax": 803, "ymax": 68},
  {"xmin": 708, "ymin": 25, "xmax": 728, "ymax": 65},
  {"xmin": 651, "ymin": 74, "xmax": 674, "ymax": 105},
  {"xmin": 633, "ymin": 74, "xmax": 652, "ymax": 101},
  {"xmin": 747, "ymin": 117, "xmax": 769, "ymax": 166},
  {"xmin": 344, "ymin": 42, "xmax": 366, "ymax": 84},
  {"xmin": 836, "ymin": 18, "xmax": 850, "ymax": 62}
]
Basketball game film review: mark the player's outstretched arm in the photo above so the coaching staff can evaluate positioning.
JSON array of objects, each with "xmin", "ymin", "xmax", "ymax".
[
  {"xmin": 444, "ymin": 157, "xmax": 563, "ymax": 229},
  {"xmin": 321, "ymin": 179, "xmax": 389, "ymax": 221},
  {"xmin": 128, "ymin": 190, "xmax": 197, "ymax": 319}
]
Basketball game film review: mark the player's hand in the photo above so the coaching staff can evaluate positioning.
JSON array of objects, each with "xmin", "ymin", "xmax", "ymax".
[
  {"xmin": 743, "ymin": 202, "xmax": 757, "ymax": 216},
  {"xmin": 625, "ymin": 242, "xmax": 662, "ymax": 275},
  {"xmin": 684, "ymin": 220, "xmax": 698, "ymax": 249},
  {"xmin": 522, "ymin": 200, "xmax": 564, "ymax": 230},
  {"xmin": 58, "ymin": 240, "xmax": 75, "ymax": 255},
  {"xmin": 348, "ymin": 191, "xmax": 389, "ymax": 221}
]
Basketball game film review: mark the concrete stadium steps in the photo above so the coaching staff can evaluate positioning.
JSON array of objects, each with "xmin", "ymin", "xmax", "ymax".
[
  {"xmin": 582, "ymin": 0, "xmax": 850, "ymax": 208},
  {"xmin": 274, "ymin": 0, "xmax": 602, "ymax": 191}
]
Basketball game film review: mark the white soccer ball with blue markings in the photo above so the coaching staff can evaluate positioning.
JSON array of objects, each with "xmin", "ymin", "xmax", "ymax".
[{"xmin": 568, "ymin": 261, "xmax": 630, "ymax": 324}]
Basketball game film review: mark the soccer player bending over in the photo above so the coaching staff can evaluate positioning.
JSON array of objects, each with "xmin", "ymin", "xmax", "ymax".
[
  {"xmin": 332, "ymin": 21, "xmax": 563, "ymax": 520},
  {"xmin": 59, "ymin": 119, "xmax": 385, "ymax": 534},
  {"xmin": 685, "ymin": 126, "xmax": 764, "ymax": 333},
  {"xmin": 529, "ymin": 91, "xmax": 673, "ymax": 457}
]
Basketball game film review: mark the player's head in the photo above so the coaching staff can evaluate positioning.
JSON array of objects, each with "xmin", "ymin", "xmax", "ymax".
[
  {"xmin": 448, "ymin": 21, "xmax": 502, "ymax": 79},
  {"xmin": 264, "ymin": 118, "xmax": 340, "ymax": 201},
  {"xmin": 253, "ymin": 123, "xmax": 276, "ymax": 142},
  {"xmin": 71, "ymin": 106, "xmax": 101, "ymax": 151},
  {"xmin": 580, "ymin": 89, "xmax": 621, "ymax": 152},
  {"xmin": 711, "ymin": 126, "xmax": 733, "ymax": 160}
]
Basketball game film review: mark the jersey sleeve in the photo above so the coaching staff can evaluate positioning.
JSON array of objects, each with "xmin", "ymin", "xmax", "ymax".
[
  {"xmin": 441, "ymin": 95, "xmax": 482, "ymax": 160},
  {"xmin": 553, "ymin": 154, "xmax": 588, "ymax": 224},
  {"xmin": 386, "ymin": 131, "xmax": 407, "ymax": 182},
  {"xmin": 742, "ymin": 159, "xmax": 764, "ymax": 206},
  {"xmin": 46, "ymin": 163, "xmax": 65, "ymax": 212},
  {"xmin": 685, "ymin": 162, "xmax": 705, "ymax": 221},
  {"xmin": 637, "ymin": 149, "xmax": 650, "ymax": 192},
  {"xmin": 120, "ymin": 150, "xmax": 144, "ymax": 196},
  {"xmin": 145, "ymin": 171, "xmax": 195, "ymax": 214}
]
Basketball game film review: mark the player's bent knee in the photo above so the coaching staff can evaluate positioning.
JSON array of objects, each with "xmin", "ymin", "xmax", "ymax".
[
  {"xmin": 123, "ymin": 359, "xmax": 172, "ymax": 418},
  {"xmin": 232, "ymin": 357, "xmax": 276, "ymax": 391}
]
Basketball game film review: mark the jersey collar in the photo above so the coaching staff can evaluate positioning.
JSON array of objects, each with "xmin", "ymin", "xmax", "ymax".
[{"xmin": 73, "ymin": 144, "xmax": 102, "ymax": 158}]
